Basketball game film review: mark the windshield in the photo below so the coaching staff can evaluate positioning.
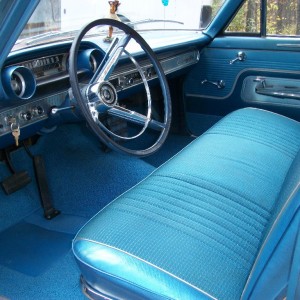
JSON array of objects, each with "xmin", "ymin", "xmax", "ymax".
[{"xmin": 14, "ymin": 0, "xmax": 225, "ymax": 51}]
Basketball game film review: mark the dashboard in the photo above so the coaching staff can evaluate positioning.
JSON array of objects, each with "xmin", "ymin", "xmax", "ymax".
[{"xmin": 0, "ymin": 40, "xmax": 199, "ymax": 149}]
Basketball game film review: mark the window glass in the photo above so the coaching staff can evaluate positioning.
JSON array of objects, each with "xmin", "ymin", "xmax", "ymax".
[
  {"xmin": 225, "ymin": 0, "xmax": 300, "ymax": 36},
  {"xmin": 13, "ymin": 0, "xmax": 226, "ymax": 51},
  {"xmin": 267, "ymin": 0, "xmax": 300, "ymax": 36},
  {"xmin": 18, "ymin": 0, "xmax": 225, "ymax": 38},
  {"xmin": 225, "ymin": 0, "xmax": 261, "ymax": 34}
]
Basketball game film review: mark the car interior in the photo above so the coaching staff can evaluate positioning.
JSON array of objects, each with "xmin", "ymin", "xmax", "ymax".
[{"xmin": 0, "ymin": 0, "xmax": 300, "ymax": 299}]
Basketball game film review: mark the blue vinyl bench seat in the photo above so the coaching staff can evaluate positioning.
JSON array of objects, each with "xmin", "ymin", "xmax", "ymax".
[{"xmin": 73, "ymin": 108, "xmax": 300, "ymax": 300}]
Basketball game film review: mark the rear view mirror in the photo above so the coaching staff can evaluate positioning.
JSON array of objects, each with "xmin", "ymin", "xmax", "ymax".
[{"xmin": 200, "ymin": 5, "xmax": 212, "ymax": 28}]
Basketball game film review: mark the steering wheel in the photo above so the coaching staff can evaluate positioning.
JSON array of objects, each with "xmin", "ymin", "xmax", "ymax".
[{"xmin": 69, "ymin": 19, "xmax": 171, "ymax": 156}]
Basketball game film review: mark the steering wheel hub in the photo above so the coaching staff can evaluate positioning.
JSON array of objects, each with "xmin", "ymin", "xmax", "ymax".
[{"xmin": 98, "ymin": 82, "xmax": 118, "ymax": 106}]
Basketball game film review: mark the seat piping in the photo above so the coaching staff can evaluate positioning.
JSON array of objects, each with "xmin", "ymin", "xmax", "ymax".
[{"xmin": 74, "ymin": 238, "xmax": 217, "ymax": 300}]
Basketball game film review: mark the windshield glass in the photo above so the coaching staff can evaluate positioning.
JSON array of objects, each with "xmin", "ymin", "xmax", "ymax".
[{"xmin": 14, "ymin": 0, "xmax": 225, "ymax": 51}]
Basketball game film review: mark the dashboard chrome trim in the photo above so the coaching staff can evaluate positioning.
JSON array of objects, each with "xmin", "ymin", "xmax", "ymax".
[
  {"xmin": 0, "ymin": 91, "xmax": 67, "ymax": 137},
  {"xmin": 8, "ymin": 53, "xmax": 68, "ymax": 79},
  {"xmin": 109, "ymin": 49, "xmax": 199, "ymax": 91},
  {"xmin": 0, "ymin": 48, "xmax": 199, "ymax": 141},
  {"xmin": 2, "ymin": 65, "xmax": 36, "ymax": 100}
]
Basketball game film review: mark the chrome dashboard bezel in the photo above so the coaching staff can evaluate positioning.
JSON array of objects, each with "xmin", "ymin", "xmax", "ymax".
[
  {"xmin": 109, "ymin": 49, "xmax": 200, "ymax": 91},
  {"xmin": 0, "ymin": 47, "xmax": 199, "ymax": 141},
  {"xmin": 2, "ymin": 65, "xmax": 36, "ymax": 100}
]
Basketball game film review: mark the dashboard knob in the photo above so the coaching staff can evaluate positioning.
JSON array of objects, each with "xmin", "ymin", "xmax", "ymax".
[
  {"xmin": 20, "ymin": 111, "xmax": 32, "ymax": 121},
  {"xmin": 127, "ymin": 77, "xmax": 134, "ymax": 85},
  {"xmin": 146, "ymin": 69, "xmax": 152, "ymax": 79},
  {"xmin": 32, "ymin": 106, "xmax": 44, "ymax": 116}
]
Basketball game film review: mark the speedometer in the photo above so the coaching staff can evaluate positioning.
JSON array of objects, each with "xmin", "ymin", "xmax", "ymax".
[
  {"xmin": 11, "ymin": 71, "xmax": 25, "ymax": 97},
  {"xmin": 20, "ymin": 54, "xmax": 67, "ymax": 78},
  {"xmin": 2, "ymin": 66, "xmax": 36, "ymax": 100}
]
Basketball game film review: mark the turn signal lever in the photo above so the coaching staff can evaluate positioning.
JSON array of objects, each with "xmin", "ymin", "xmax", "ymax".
[{"xmin": 50, "ymin": 106, "xmax": 75, "ymax": 115}]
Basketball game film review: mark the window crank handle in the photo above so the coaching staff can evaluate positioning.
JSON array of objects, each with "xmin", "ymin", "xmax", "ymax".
[
  {"xmin": 201, "ymin": 79, "xmax": 225, "ymax": 89},
  {"xmin": 230, "ymin": 51, "xmax": 246, "ymax": 64}
]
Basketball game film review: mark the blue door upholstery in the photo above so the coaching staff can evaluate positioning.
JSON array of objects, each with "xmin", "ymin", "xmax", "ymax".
[
  {"xmin": 73, "ymin": 108, "xmax": 300, "ymax": 299},
  {"xmin": 183, "ymin": 37, "xmax": 300, "ymax": 136}
]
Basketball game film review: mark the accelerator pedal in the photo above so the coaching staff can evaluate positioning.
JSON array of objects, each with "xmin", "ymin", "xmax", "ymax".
[{"xmin": 33, "ymin": 155, "xmax": 60, "ymax": 220}]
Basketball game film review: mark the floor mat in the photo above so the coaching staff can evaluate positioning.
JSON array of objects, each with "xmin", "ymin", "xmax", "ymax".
[
  {"xmin": 0, "ymin": 251, "xmax": 84, "ymax": 300},
  {"xmin": 0, "ymin": 221, "xmax": 73, "ymax": 276},
  {"xmin": 24, "ymin": 209, "xmax": 88, "ymax": 235}
]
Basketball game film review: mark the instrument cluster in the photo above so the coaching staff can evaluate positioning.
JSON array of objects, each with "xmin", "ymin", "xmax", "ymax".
[
  {"xmin": 0, "ymin": 45, "xmax": 199, "ymax": 149},
  {"xmin": 0, "ymin": 47, "xmax": 104, "ymax": 148},
  {"xmin": 1, "ymin": 53, "xmax": 69, "ymax": 101}
]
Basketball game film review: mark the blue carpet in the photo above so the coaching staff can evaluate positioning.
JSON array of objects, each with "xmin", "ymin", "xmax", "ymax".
[
  {"xmin": 0, "ymin": 221, "xmax": 73, "ymax": 276},
  {"xmin": 29, "ymin": 124, "xmax": 156, "ymax": 218},
  {"xmin": 0, "ymin": 150, "xmax": 40, "ymax": 232},
  {"xmin": 24, "ymin": 209, "xmax": 88, "ymax": 235},
  {"xmin": 0, "ymin": 123, "xmax": 156, "ymax": 232},
  {"xmin": 0, "ymin": 251, "xmax": 85, "ymax": 300},
  {"xmin": 0, "ymin": 123, "xmax": 155, "ymax": 299},
  {"xmin": 142, "ymin": 134, "xmax": 194, "ymax": 167},
  {"xmin": 0, "ymin": 123, "xmax": 192, "ymax": 299}
]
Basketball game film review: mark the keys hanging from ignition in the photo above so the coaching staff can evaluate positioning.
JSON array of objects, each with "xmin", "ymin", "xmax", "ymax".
[{"xmin": 11, "ymin": 122, "xmax": 20, "ymax": 147}]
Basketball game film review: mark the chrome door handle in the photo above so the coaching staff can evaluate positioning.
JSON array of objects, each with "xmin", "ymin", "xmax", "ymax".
[
  {"xmin": 230, "ymin": 51, "xmax": 246, "ymax": 64},
  {"xmin": 201, "ymin": 79, "xmax": 225, "ymax": 89},
  {"xmin": 253, "ymin": 77, "xmax": 267, "ymax": 88}
]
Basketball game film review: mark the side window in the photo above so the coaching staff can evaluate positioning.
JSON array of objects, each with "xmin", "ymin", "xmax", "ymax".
[
  {"xmin": 225, "ymin": 0, "xmax": 261, "ymax": 34},
  {"xmin": 225, "ymin": 0, "xmax": 300, "ymax": 36},
  {"xmin": 267, "ymin": 1, "xmax": 300, "ymax": 36}
]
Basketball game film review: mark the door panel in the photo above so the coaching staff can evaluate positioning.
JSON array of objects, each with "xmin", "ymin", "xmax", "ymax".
[{"xmin": 183, "ymin": 37, "xmax": 300, "ymax": 135}]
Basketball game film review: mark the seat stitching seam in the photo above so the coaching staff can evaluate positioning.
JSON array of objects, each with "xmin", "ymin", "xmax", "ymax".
[
  {"xmin": 205, "ymin": 132, "xmax": 296, "ymax": 159},
  {"xmin": 153, "ymin": 173, "xmax": 271, "ymax": 216},
  {"xmin": 136, "ymin": 185, "xmax": 263, "ymax": 244},
  {"xmin": 116, "ymin": 202, "xmax": 254, "ymax": 266},
  {"xmin": 126, "ymin": 191, "xmax": 260, "ymax": 256},
  {"xmin": 220, "ymin": 115, "xmax": 300, "ymax": 140},
  {"xmin": 148, "ymin": 176, "xmax": 269, "ymax": 227}
]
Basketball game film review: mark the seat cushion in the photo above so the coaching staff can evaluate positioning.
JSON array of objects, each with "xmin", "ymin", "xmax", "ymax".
[{"xmin": 73, "ymin": 108, "xmax": 300, "ymax": 299}]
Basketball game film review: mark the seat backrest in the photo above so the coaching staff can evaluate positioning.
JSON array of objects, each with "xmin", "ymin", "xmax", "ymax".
[{"xmin": 243, "ymin": 148, "xmax": 300, "ymax": 299}]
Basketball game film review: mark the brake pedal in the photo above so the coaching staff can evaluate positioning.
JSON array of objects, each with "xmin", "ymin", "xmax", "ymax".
[{"xmin": 1, "ymin": 171, "xmax": 31, "ymax": 195}]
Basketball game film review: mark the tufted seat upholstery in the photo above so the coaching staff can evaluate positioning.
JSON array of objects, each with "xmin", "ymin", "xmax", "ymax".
[{"xmin": 73, "ymin": 108, "xmax": 300, "ymax": 300}]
